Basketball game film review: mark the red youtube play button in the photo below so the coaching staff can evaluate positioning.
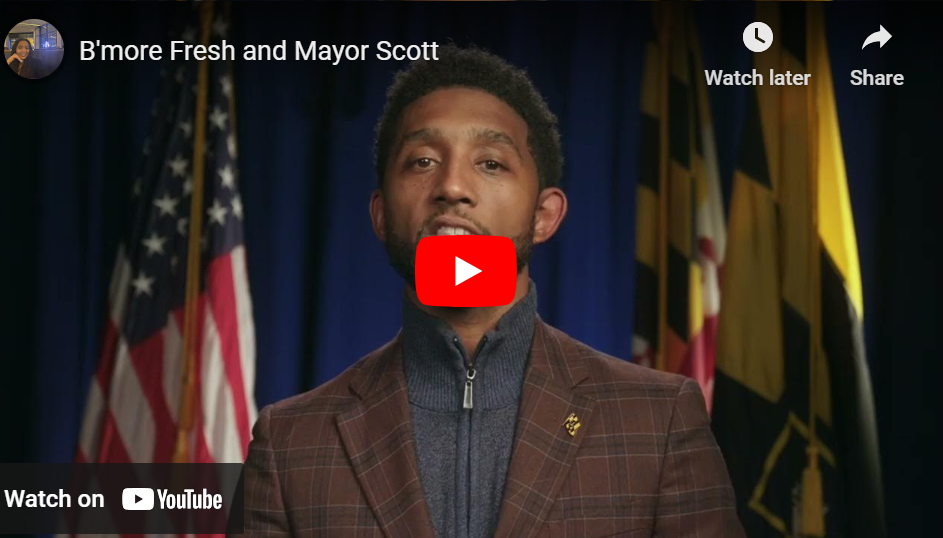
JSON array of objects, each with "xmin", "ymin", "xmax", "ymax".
[{"xmin": 416, "ymin": 235, "xmax": 517, "ymax": 307}]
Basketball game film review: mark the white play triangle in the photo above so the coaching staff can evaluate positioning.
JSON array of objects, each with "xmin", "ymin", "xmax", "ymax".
[{"xmin": 455, "ymin": 256, "xmax": 481, "ymax": 286}]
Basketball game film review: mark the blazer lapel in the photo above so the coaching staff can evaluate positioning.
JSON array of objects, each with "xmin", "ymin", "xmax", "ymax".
[
  {"xmin": 492, "ymin": 319, "xmax": 597, "ymax": 538},
  {"xmin": 335, "ymin": 335, "xmax": 437, "ymax": 538}
]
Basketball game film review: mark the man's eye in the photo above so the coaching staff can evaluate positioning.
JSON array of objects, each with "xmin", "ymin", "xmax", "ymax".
[
  {"xmin": 412, "ymin": 157, "xmax": 434, "ymax": 169},
  {"xmin": 481, "ymin": 160, "xmax": 505, "ymax": 172}
]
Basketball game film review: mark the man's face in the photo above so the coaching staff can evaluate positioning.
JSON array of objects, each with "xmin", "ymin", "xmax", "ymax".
[{"xmin": 377, "ymin": 87, "xmax": 541, "ymax": 288}]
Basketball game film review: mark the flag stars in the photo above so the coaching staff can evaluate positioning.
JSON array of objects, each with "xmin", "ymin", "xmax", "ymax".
[
  {"xmin": 212, "ymin": 17, "xmax": 229, "ymax": 38},
  {"xmin": 182, "ymin": 176, "xmax": 193, "ymax": 196},
  {"xmin": 177, "ymin": 120, "xmax": 193, "ymax": 138},
  {"xmin": 208, "ymin": 106, "xmax": 228, "ymax": 131},
  {"xmin": 154, "ymin": 193, "xmax": 179, "ymax": 218},
  {"xmin": 231, "ymin": 196, "xmax": 243, "ymax": 220},
  {"xmin": 141, "ymin": 232, "xmax": 167, "ymax": 256},
  {"xmin": 177, "ymin": 217, "xmax": 188, "ymax": 236},
  {"xmin": 181, "ymin": 26, "xmax": 197, "ymax": 44},
  {"xmin": 220, "ymin": 75, "xmax": 233, "ymax": 99},
  {"xmin": 207, "ymin": 199, "xmax": 228, "ymax": 225},
  {"xmin": 219, "ymin": 164, "xmax": 236, "ymax": 189},
  {"xmin": 167, "ymin": 154, "xmax": 189, "ymax": 178},
  {"xmin": 131, "ymin": 272, "xmax": 155, "ymax": 297}
]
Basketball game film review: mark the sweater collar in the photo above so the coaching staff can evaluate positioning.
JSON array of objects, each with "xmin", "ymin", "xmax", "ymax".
[{"xmin": 401, "ymin": 280, "xmax": 538, "ymax": 411}]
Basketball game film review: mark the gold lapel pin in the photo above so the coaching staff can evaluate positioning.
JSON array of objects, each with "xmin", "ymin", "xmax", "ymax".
[{"xmin": 563, "ymin": 412, "xmax": 581, "ymax": 437}]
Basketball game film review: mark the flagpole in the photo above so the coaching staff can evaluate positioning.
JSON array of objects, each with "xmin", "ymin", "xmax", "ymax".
[
  {"xmin": 173, "ymin": 0, "xmax": 216, "ymax": 465},
  {"xmin": 801, "ymin": 4, "xmax": 825, "ymax": 536}
]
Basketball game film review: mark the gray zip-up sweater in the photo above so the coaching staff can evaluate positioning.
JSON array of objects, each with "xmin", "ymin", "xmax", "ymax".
[{"xmin": 401, "ymin": 283, "xmax": 537, "ymax": 538}]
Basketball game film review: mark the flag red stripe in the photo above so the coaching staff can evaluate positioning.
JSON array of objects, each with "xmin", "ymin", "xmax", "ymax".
[
  {"xmin": 94, "ymin": 410, "xmax": 133, "ymax": 464},
  {"xmin": 699, "ymin": 237, "xmax": 724, "ymax": 286},
  {"xmin": 96, "ymin": 318, "xmax": 121, "ymax": 391},
  {"xmin": 128, "ymin": 331, "xmax": 178, "ymax": 462},
  {"xmin": 205, "ymin": 253, "xmax": 251, "ymax": 455},
  {"xmin": 195, "ymin": 416, "xmax": 214, "ymax": 464},
  {"xmin": 698, "ymin": 237, "xmax": 719, "ymax": 265},
  {"xmin": 680, "ymin": 314, "xmax": 718, "ymax": 413}
]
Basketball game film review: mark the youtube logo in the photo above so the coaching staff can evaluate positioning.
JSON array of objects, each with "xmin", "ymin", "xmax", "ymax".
[
  {"xmin": 122, "ymin": 488, "xmax": 154, "ymax": 510},
  {"xmin": 416, "ymin": 235, "xmax": 517, "ymax": 307}
]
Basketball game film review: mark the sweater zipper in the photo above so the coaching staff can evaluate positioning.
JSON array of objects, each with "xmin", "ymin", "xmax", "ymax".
[
  {"xmin": 463, "ymin": 367, "xmax": 476, "ymax": 410},
  {"xmin": 454, "ymin": 335, "xmax": 488, "ymax": 410}
]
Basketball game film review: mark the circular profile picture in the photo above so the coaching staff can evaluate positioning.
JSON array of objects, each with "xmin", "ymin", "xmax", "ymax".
[{"xmin": 5, "ymin": 19, "xmax": 64, "ymax": 80}]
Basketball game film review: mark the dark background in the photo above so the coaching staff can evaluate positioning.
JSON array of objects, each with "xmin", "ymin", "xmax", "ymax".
[{"xmin": 1, "ymin": 2, "xmax": 938, "ymax": 534}]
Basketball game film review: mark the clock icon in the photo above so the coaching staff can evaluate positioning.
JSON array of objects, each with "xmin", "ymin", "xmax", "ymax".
[{"xmin": 743, "ymin": 22, "xmax": 774, "ymax": 53}]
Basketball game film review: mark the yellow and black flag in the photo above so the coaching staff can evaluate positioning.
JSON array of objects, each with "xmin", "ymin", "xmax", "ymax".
[
  {"xmin": 633, "ymin": 3, "xmax": 726, "ymax": 412},
  {"xmin": 712, "ymin": 3, "xmax": 885, "ymax": 537}
]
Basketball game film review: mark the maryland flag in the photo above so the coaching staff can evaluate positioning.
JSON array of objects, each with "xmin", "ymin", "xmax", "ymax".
[
  {"xmin": 711, "ymin": 3, "xmax": 886, "ymax": 537},
  {"xmin": 633, "ymin": 3, "xmax": 726, "ymax": 412}
]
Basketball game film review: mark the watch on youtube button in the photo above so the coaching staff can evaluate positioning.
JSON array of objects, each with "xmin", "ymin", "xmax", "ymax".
[{"xmin": 416, "ymin": 235, "xmax": 517, "ymax": 307}]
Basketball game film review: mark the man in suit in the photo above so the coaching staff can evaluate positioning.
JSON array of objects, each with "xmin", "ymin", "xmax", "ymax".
[{"xmin": 243, "ymin": 45, "xmax": 744, "ymax": 538}]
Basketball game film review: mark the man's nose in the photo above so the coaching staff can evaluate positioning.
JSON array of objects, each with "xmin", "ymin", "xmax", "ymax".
[{"xmin": 432, "ymin": 160, "xmax": 478, "ymax": 207}]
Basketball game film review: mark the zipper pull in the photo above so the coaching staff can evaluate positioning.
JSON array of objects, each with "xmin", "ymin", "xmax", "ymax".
[{"xmin": 463, "ymin": 367, "xmax": 476, "ymax": 409}]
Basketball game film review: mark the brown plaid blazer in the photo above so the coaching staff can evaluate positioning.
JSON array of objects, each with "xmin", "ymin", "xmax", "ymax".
[{"xmin": 243, "ymin": 319, "xmax": 744, "ymax": 537}]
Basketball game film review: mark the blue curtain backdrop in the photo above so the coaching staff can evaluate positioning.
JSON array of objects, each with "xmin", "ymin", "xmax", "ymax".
[{"xmin": 1, "ymin": 2, "xmax": 937, "ymax": 534}]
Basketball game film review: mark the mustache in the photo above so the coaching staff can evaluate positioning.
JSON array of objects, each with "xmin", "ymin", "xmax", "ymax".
[{"xmin": 413, "ymin": 209, "xmax": 492, "ymax": 242}]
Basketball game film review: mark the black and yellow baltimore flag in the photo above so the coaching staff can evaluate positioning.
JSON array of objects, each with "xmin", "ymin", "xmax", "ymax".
[
  {"xmin": 711, "ymin": 3, "xmax": 886, "ymax": 537},
  {"xmin": 633, "ymin": 2, "xmax": 726, "ymax": 412}
]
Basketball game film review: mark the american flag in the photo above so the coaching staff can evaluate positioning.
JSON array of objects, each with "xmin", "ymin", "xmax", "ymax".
[{"xmin": 76, "ymin": 6, "xmax": 256, "ymax": 465}]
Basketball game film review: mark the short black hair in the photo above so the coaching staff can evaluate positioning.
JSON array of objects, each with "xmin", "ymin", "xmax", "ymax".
[{"xmin": 373, "ymin": 44, "xmax": 563, "ymax": 190}]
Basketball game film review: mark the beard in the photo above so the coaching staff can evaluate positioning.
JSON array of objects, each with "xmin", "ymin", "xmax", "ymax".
[{"xmin": 383, "ymin": 209, "xmax": 535, "ymax": 291}]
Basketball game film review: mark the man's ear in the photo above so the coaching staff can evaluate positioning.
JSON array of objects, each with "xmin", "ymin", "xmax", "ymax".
[
  {"xmin": 369, "ymin": 189, "xmax": 386, "ymax": 241},
  {"xmin": 533, "ymin": 187, "xmax": 567, "ymax": 245}
]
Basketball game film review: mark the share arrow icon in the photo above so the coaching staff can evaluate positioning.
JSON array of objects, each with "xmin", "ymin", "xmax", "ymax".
[{"xmin": 862, "ymin": 25, "xmax": 892, "ymax": 49}]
